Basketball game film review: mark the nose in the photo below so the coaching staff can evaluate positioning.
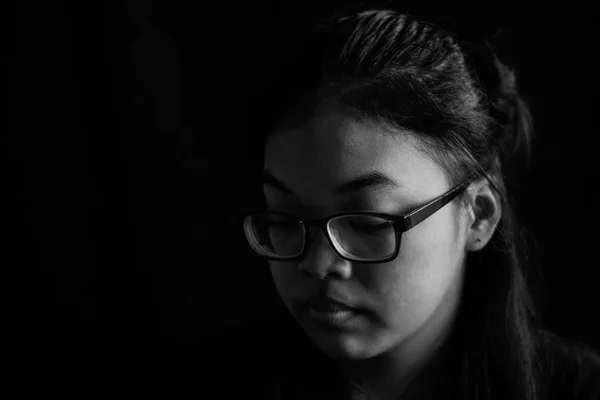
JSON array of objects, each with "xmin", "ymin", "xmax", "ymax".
[{"xmin": 297, "ymin": 227, "xmax": 352, "ymax": 280}]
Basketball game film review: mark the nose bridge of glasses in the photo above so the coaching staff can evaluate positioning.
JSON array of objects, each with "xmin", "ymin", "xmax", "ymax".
[
  {"xmin": 299, "ymin": 224, "xmax": 351, "ymax": 279},
  {"xmin": 302, "ymin": 220, "xmax": 341, "ymax": 257}
]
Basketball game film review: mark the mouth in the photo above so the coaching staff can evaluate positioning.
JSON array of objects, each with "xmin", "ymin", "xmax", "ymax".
[
  {"xmin": 307, "ymin": 297, "xmax": 355, "ymax": 312},
  {"xmin": 302, "ymin": 297, "xmax": 362, "ymax": 328}
]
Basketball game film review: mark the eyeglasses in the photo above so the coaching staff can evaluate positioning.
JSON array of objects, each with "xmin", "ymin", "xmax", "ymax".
[{"xmin": 243, "ymin": 181, "xmax": 470, "ymax": 263}]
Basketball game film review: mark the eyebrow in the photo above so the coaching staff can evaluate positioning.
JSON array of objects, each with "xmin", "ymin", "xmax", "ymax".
[
  {"xmin": 263, "ymin": 170, "xmax": 294, "ymax": 194},
  {"xmin": 262, "ymin": 169, "xmax": 399, "ymax": 196}
]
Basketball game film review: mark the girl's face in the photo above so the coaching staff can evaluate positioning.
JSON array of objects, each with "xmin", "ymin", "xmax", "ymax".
[{"xmin": 264, "ymin": 103, "xmax": 470, "ymax": 361}]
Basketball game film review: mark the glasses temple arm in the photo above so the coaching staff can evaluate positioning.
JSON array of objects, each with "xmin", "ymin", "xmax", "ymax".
[{"xmin": 404, "ymin": 182, "xmax": 470, "ymax": 230}]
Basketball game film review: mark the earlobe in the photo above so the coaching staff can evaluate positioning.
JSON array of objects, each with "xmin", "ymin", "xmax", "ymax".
[{"xmin": 465, "ymin": 180, "xmax": 502, "ymax": 252}]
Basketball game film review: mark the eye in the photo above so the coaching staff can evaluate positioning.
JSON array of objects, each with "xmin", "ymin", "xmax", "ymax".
[
  {"xmin": 270, "ymin": 219, "xmax": 297, "ymax": 231},
  {"xmin": 267, "ymin": 214, "xmax": 301, "ymax": 231},
  {"xmin": 348, "ymin": 219, "xmax": 390, "ymax": 234}
]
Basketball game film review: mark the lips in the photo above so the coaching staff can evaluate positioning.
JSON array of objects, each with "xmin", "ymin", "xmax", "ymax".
[
  {"xmin": 302, "ymin": 296, "xmax": 361, "ymax": 328},
  {"xmin": 306, "ymin": 297, "xmax": 356, "ymax": 313}
]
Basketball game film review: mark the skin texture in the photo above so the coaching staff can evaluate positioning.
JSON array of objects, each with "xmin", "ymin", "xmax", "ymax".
[{"xmin": 262, "ymin": 101, "xmax": 501, "ymax": 399}]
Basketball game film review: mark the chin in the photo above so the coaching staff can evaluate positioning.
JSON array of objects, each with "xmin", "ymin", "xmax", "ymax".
[{"xmin": 304, "ymin": 326, "xmax": 377, "ymax": 361}]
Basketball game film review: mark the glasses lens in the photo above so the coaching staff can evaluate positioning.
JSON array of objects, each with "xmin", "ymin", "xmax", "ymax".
[
  {"xmin": 328, "ymin": 215, "xmax": 396, "ymax": 261},
  {"xmin": 243, "ymin": 214, "xmax": 304, "ymax": 258}
]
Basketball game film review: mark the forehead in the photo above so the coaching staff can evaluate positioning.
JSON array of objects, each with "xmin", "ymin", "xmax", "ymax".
[
  {"xmin": 267, "ymin": 111, "xmax": 394, "ymax": 171},
  {"xmin": 264, "ymin": 106, "xmax": 448, "ymax": 208}
]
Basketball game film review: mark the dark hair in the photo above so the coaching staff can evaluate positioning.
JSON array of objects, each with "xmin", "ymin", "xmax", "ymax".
[{"xmin": 250, "ymin": 7, "xmax": 547, "ymax": 400}]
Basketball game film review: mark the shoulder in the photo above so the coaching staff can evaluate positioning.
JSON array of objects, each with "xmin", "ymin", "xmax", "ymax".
[
  {"xmin": 194, "ymin": 314, "xmax": 327, "ymax": 399},
  {"xmin": 197, "ymin": 317, "xmax": 285, "ymax": 397},
  {"xmin": 539, "ymin": 331, "xmax": 600, "ymax": 400},
  {"xmin": 202, "ymin": 313, "xmax": 309, "ymax": 365}
]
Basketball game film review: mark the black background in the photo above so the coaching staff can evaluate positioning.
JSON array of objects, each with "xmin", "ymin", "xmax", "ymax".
[{"xmin": 7, "ymin": 1, "xmax": 598, "ymax": 398}]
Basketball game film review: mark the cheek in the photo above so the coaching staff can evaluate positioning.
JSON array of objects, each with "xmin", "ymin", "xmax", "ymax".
[
  {"xmin": 367, "ymin": 211, "xmax": 464, "ymax": 324},
  {"xmin": 401, "ymin": 207, "xmax": 463, "ymax": 276},
  {"xmin": 269, "ymin": 262, "xmax": 299, "ymax": 302}
]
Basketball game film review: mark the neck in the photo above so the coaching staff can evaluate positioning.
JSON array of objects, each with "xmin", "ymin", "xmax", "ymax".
[{"xmin": 340, "ymin": 330, "xmax": 455, "ymax": 400}]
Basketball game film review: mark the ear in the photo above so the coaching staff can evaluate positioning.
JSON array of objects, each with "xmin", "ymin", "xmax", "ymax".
[{"xmin": 464, "ymin": 179, "xmax": 502, "ymax": 252}]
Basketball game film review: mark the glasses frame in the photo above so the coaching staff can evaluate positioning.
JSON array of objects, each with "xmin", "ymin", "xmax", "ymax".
[{"xmin": 243, "ymin": 181, "xmax": 470, "ymax": 264}]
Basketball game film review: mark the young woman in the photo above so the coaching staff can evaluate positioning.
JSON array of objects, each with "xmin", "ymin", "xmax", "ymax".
[{"xmin": 201, "ymin": 6, "xmax": 600, "ymax": 400}]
